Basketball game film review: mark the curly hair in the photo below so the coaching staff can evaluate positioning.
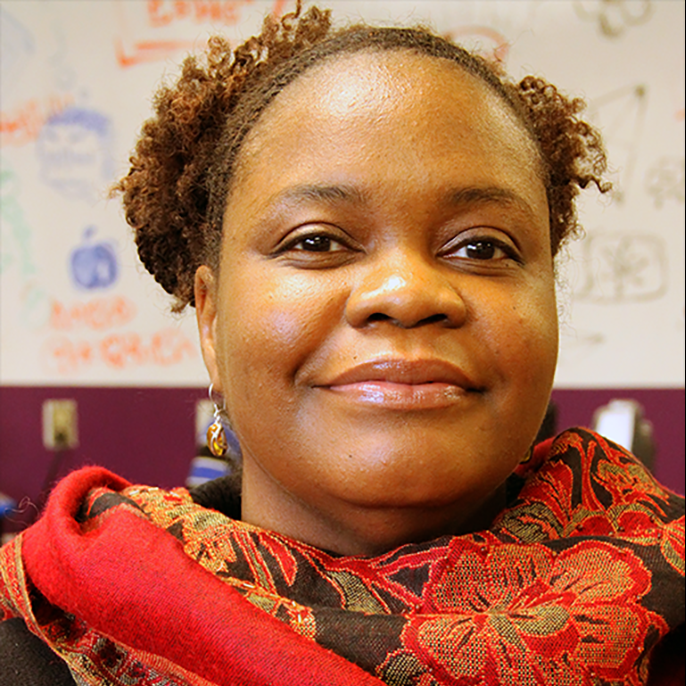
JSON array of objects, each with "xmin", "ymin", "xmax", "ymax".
[{"xmin": 114, "ymin": 2, "xmax": 608, "ymax": 311}]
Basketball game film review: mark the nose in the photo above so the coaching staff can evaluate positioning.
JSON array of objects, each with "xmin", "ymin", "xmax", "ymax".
[{"xmin": 345, "ymin": 250, "xmax": 467, "ymax": 329}]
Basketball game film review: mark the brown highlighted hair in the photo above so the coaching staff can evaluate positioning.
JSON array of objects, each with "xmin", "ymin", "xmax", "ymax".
[{"xmin": 114, "ymin": 2, "xmax": 608, "ymax": 311}]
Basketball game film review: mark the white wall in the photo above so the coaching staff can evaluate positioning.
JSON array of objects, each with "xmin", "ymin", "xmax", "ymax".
[{"xmin": 1, "ymin": 0, "xmax": 683, "ymax": 387}]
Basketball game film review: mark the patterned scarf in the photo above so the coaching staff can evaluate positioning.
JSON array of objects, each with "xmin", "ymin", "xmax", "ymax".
[{"xmin": 1, "ymin": 428, "xmax": 684, "ymax": 685}]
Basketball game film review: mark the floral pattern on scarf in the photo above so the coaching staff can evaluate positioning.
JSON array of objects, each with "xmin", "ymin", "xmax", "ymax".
[{"xmin": 1, "ymin": 428, "xmax": 684, "ymax": 685}]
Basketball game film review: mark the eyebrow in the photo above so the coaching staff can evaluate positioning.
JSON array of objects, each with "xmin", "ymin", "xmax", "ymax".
[
  {"xmin": 267, "ymin": 182, "xmax": 536, "ymax": 217},
  {"xmin": 446, "ymin": 186, "xmax": 537, "ymax": 217},
  {"xmin": 269, "ymin": 183, "xmax": 368, "ymax": 207}
]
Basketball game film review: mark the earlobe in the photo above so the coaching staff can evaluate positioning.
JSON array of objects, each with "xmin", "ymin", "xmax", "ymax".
[{"xmin": 194, "ymin": 265, "xmax": 222, "ymax": 393}]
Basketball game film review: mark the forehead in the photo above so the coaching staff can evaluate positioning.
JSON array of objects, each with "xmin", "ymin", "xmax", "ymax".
[
  {"xmin": 243, "ymin": 50, "xmax": 538, "ymax": 155},
  {"xmin": 229, "ymin": 50, "xmax": 546, "ymax": 220}
]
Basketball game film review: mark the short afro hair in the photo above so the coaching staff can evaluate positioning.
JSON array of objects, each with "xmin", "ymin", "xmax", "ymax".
[{"xmin": 114, "ymin": 2, "xmax": 608, "ymax": 311}]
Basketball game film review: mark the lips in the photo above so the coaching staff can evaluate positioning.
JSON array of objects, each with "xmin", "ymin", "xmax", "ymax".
[{"xmin": 317, "ymin": 359, "xmax": 482, "ymax": 410}]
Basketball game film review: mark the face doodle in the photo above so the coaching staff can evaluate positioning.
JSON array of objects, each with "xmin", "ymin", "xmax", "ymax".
[
  {"xmin": 37, "ymin": 107, "xmax": 113, "ymax": 202},
  {"xmin": 196, "ymin": 50, "xmax": 559, "ymax": 555}
]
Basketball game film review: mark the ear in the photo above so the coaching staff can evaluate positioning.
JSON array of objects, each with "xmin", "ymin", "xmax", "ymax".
[{"xmin": 194, "ymin": 265, "xmax": 222, "ymax": 394}]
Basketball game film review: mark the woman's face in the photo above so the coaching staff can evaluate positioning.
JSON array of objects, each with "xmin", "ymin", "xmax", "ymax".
[{"xmin": 196, "ymin": 50, "xmax": 558, "ymax": 555}]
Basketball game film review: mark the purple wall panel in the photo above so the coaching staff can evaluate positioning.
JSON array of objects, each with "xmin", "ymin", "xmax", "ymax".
[
  {"xmin": 550, "ymin": 388, "xmax": 685, "ymax": 495},
  {"xmin": 0, "ymin": 387, "xmax": 206, "ymax": 533},
  {"xmin": 1, "ymin": 386, "xmax": 683, "ymax": 534}
]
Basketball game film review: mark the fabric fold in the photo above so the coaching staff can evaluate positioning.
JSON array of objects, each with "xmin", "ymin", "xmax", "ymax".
[
  {"xmin": 17, "ymin": 468, "xmax": 384, "ymax": 686},
  {"xmin": 1, "ymin": 428, "xmax": 684, "ymax": 685}
]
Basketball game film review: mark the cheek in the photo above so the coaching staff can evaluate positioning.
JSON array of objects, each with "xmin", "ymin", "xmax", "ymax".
[
  {"xmin": 465, "ymin": 281, "xmax": 557, "ymax": 457},
  {"xmin": 509, "ymin": 290, "xmax": 558, "ymax": 400},
  {"xmin": 215, "ymin": 265, "xmax": 344, "ymax": 409},
  {"xmin": 475, "ymin": 278, "xmax": 558, "ymax": 387}
]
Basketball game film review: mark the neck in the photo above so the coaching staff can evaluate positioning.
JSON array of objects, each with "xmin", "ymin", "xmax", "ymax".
[{"xmin": 240, "ymin": 462, "xmax": 507, "ymax": 556}]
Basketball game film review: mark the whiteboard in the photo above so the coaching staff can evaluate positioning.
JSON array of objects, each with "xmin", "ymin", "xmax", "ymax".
[{"xmin": 1, "ymin": 0, "xmax": 683, "ymax": 388}]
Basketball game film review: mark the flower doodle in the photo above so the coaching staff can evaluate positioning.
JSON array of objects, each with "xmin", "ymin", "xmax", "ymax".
[{"xmin": 574, "ymin": 0, "xmax": 653, "ymax": 38}]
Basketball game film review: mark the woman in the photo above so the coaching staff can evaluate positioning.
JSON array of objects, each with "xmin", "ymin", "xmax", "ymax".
[{"xmin": 1, "ymin": 3, "xmax": 683, "ymax": 685}]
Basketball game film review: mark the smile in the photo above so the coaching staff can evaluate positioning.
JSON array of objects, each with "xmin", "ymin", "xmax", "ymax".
[{"xmin": 317, "ymin": 359, "xmax": 481, "ymax": 410}]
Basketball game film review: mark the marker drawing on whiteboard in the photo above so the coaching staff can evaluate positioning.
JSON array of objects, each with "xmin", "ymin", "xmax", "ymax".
[
  {"xmin": 69, "ymin": 227, "xmax": 119, "ymax": 291},
  {"xmin": 114, "ymin": 0, "xmax": 290, "ymax": 68},
  {"xmin": 0, "ymin": 163, "xmax": 50, "ymax": 329},
  {"xmin": 573, "ymin": 0, "xmax": 653, "ymax": 38},
  {"xmin": 575, "ymin": 233, "xmax": 668, "ymax": 304},
  {"xmin": 0, "ymin": 7, "xmax": 35, "ymax": 97},
  {"xmin": 36, "ymin": 107, "xmax": 114, "ymax": 201},
  {"xmin": 42, "ymin": 336, "xmax": 94, "ymax": 375},
  {"xmin": 41, "ymin": 328, "xmax": 197, "ymax": 376},
  {"xmin": 645, "ymin": 157, "xmax": 685, "ymax": 209},
  {"xmin": 47, "ymin": 8, "xmax": 77, "ymax": 92},
  {"xmin": 0, "ymin": 165, "xmax": 35, "ymax": 277},
  {"xmin": 442, "ymin": 26, "xmax": 510, "ymax": 65},
  {"xmin": 19, "ymin": 281, "xmax": 50, "ymax": 330},
  {"xmin": 100, "ymin": 329, "xmax": 197, "ymax": 369},
  {"xmin": 50, "ymin": 295, "xmax": 136, "ymax": 331},
  {"xmin": 1, "ymin": 94, "xmax": 74, "ymax": 147},
  {"xmin": 588, "ymin": 84, "xmax": 648, "ymax": 204},
  {"xmin": 147, "ymin": 0, "xmax": 259, "ymax": 27}
]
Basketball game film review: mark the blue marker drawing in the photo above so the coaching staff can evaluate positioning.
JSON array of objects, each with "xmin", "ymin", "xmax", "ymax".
[
  {"xmin": 69, "ymin": 226, "xmax": 118, "ymax": 290},
  {"xmin": 0, "ymin": 7, "xmax": 35, "ymax": 97},
  {"xmin": 37, "ymin": 107, "xmax": 114, "ymax": 202}
]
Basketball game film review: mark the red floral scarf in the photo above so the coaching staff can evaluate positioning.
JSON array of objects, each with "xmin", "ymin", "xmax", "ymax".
[{"xmin": 1, "ymin": 428, "xmax": 684, "ymax": 685}]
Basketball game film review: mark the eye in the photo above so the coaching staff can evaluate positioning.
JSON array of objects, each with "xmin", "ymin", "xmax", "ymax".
[
  {"xmin": 442, "ymin": 234, "xmax": 521, "ymax": 264},
  {"xmin": 272, "ymin": 227, "xmax": 358, "ymax": 267},
  {"xmin": 454, "ymin": 239, "xmax": 507, "ymax": 260},
  {"xmin": 292, "ymin": 234, "xmax": 346, "ymax": 252}
]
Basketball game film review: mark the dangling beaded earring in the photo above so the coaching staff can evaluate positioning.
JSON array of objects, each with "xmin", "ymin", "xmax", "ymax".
[
  {"xmin": 206, "ymin": 384, "xmax": 228, "ymax": 457},
  {"xmin": 520, "ymin": 445, "xmax": 534, "ymax": 464}
]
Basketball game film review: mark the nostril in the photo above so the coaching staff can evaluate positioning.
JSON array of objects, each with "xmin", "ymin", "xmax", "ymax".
[
  {"xmin": 420, "ymin": 314, "xmax": 449, "ymax": 326},
  {"xmin": 365, "ymin": 312, "xmax": 450, "ymax": 328},
  {"xmin": 346, "ymin": 271, "xmax": 468, "ymax": 330}
]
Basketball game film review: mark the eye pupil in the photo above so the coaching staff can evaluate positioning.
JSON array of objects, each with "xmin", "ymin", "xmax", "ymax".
[
  {"xmin": 467, "ymin": 241, "xmax": 496, "ymax": 259},
  {"xmin": 302, "ymin": 236, "xmax": 331, "ymax": 252}
]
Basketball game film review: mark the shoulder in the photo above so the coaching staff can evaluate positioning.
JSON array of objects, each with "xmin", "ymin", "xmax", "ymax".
[
  {"xmin": 500, "ymin": 427, "xmax": 685, "ymax": 544},
  {"xmin": 527, "ymin": 426, "xmax": 684, "ymax": 516}
]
